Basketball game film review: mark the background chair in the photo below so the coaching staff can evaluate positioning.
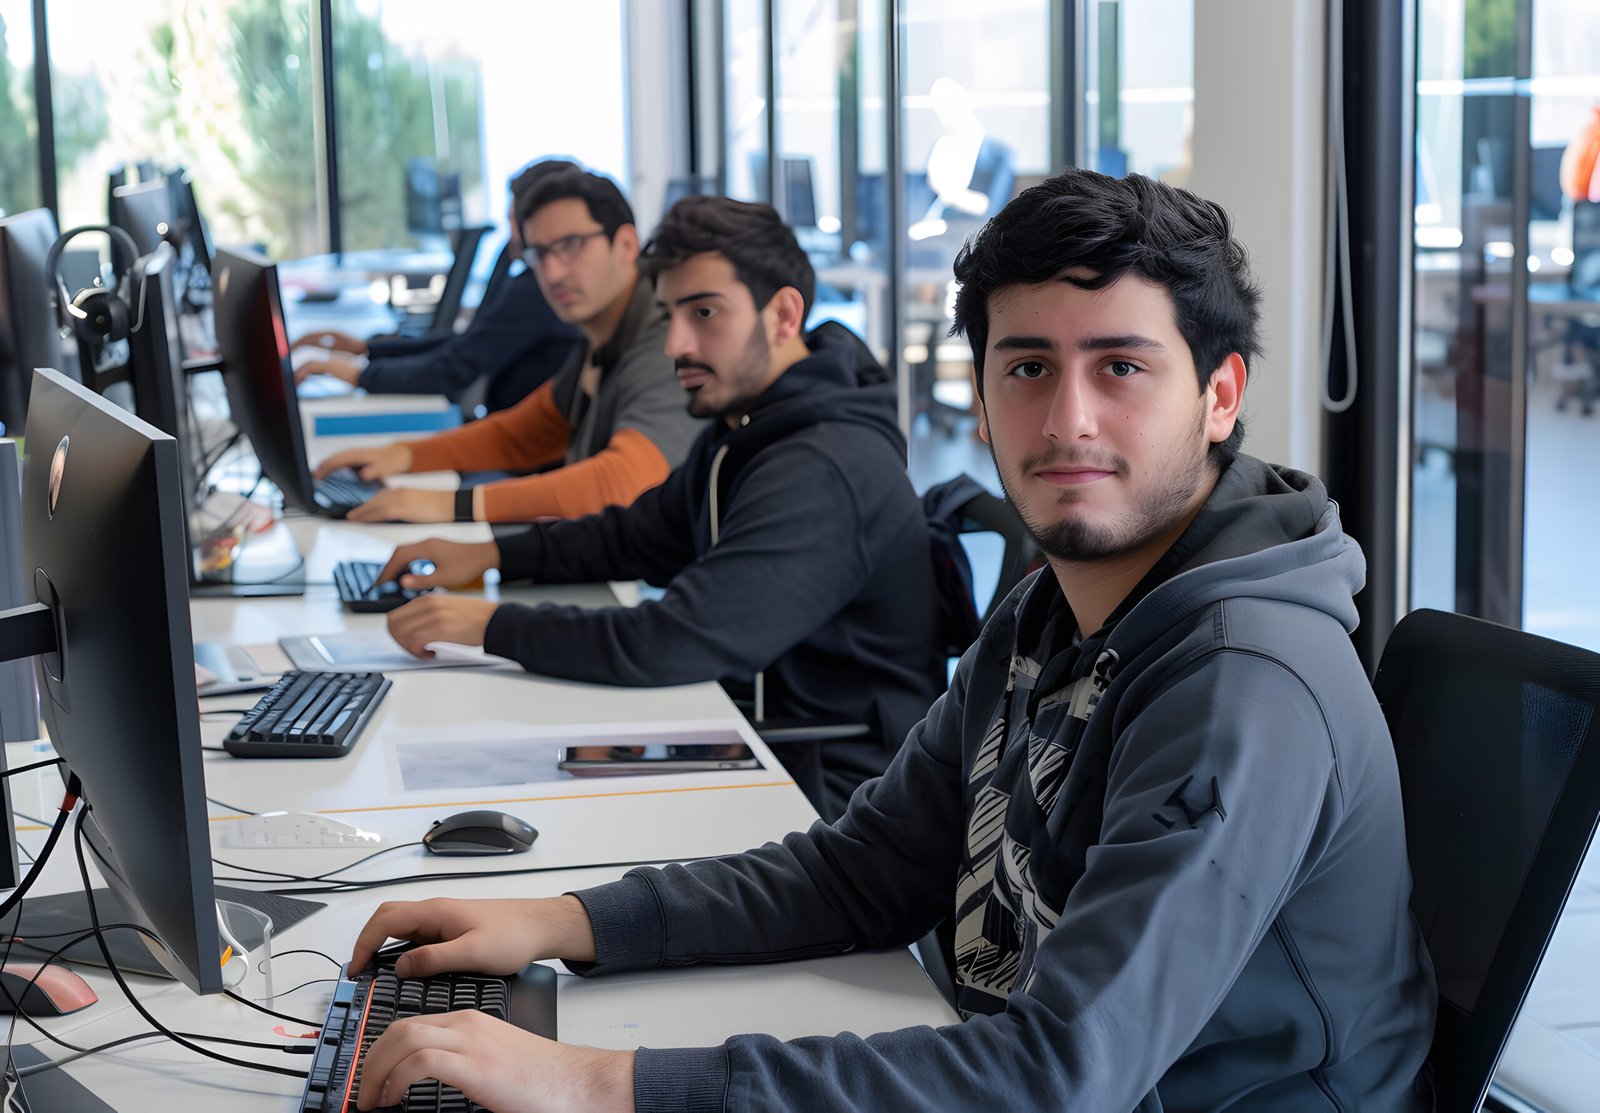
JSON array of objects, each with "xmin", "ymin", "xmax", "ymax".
[{"xmin": 1371, "ymin": 608, "xmax": 1600, "ymax": 1111}]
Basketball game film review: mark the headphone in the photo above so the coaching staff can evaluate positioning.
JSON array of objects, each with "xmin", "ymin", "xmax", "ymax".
[{"xmin": 44, "ymin": 224, "xmax": 142, "ymax": 348}]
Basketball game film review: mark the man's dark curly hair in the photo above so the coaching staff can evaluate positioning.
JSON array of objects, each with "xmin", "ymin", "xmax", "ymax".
[
  {"xmin": 952, "ymin": 168, "xmax": 1262, "ymax": 464},
  {"xmin": 517, "ymin": 170, "xmax": 634, "ymax": 238},
  {"xmin": 640, "ymin": 195, "xmax": 815, "ymax": 318}
]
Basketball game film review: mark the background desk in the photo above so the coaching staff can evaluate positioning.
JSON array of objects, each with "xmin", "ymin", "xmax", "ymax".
[{"xmin": 6, "ymin": 518, "xmax": 957, "ymax": 1109}]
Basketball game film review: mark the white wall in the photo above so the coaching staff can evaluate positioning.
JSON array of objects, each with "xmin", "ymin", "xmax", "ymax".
[{"xmin": 1188, "ymin": 0, "xmax": 1327, "ymax": 473}]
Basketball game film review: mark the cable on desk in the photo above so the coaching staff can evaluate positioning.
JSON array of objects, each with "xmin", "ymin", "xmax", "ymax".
[
  {"xmin": 0, "ymin": 782, "xmax": 81, "ymax": 922},
  {"xmin": 72, "ymin": 811, "xmax": 311, "ymax": 1080},
  {"xmin": 212, "ymin": 841, "xmax": 423, "ymax": 886},
  {"xmin": 0, "ymin": 758, "xmax": 61, "ymax": 782},
  {"xmin": 243, "ymin": 853, "xmax": 717, "ymax": 896},
  {"xmin": 206, "ymin": 795, "xmax": 259, "ymax": 816}
]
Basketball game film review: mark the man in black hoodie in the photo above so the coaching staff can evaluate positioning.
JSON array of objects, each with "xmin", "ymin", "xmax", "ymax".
[{"xmin": 376, "ymin": 197, "xmax": 939, "ymax": 820}]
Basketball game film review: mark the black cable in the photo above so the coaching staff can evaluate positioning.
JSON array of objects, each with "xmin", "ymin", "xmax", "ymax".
[
  {"xmin": 0, "ymin": 922, "xmax": 309, "ymax": 1057},
  {"xmin": 266, "ymin": 948, "xmax": 342, "ymax": 970},
  {"xmin": 0, "ymin": 758, "xmax": 61, "ymax": 781},
  {"xmin": 0, "ymin": 784, "xmax": 80, "ymax": 922},
  {"xmin": 200, "ymin": 709, "xmax": 255, "ymax": 719},
  {"xmin": 212, "ymin": 841, "xmax": 423, "ymax": 885},
  {"xmin": 71, "ymin": 811, "xmax": 309, "ymax": 1080},
  {"xmin": 206, "ymin": 796, "xmax": 259, "ymax": 816},
  {"xmin": 222, "ymin": 990, "xmax": 320, "ymax": 1028},
  {"xmin": 243, "ymin": 853, "xmax": 711, "ymax": 896}
]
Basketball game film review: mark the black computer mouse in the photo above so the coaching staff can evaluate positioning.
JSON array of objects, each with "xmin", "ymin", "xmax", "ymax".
[{"xmin": 422, "ymin": 809, "xmax": 538, "ymax": 856}]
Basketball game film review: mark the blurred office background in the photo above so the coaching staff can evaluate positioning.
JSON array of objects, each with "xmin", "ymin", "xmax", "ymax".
[{"xmin": 2, "ymin": 1, "xmax": 1599, "ymax": 1105}]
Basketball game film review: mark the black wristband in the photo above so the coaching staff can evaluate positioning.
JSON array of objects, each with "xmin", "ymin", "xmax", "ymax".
[{"xmin": 454, "ymin": 488, "xmax": 475, "ymax": 522}]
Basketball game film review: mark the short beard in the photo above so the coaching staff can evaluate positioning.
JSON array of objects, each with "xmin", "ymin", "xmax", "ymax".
[
  {"xmin": 683, "ymin": 323, "xmax": 772, "ymax": 419},
  {"xmin": 992, "ymin": 404, "xmax": 1214, "ymax": 562}
]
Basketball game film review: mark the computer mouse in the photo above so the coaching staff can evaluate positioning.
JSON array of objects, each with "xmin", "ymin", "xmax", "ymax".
[
  {"xmin": 422, "ymin": 809, "xmax": 538, "ymax": 856},
  {"xmin": 0, "ymin": 963, "xmax": 99, "ymax": 1016}
]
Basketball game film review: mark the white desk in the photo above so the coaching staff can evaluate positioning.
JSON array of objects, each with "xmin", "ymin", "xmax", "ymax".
[{"xmin": 7, "ymin": 517, "xmax": 957, "ymax": 1109}]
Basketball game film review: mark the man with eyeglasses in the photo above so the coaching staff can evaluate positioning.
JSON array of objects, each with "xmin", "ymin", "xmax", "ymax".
[
  {"xmin": 291, "ymin": 158, "xmax": 583, "ymax": 414},
  {"xmin": 314, "ymin": 170, "xmax": 704, "ymax": 524}
]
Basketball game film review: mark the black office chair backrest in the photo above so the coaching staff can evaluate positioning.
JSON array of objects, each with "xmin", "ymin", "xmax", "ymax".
[
  {"xmin": 922, "ymin": 474, "xmax": 1039, "ymax": 660},
  {"xmin": 425, "ymin": 224, "xmax": 492, "ymax": 339},
  {"xmin": 1372, "ymin": 609, "xmax": 1600, "ymax": 1111},
  {"xmin": 1572, "ymin": 199, "xmax": 1600, "ymax": 297}
]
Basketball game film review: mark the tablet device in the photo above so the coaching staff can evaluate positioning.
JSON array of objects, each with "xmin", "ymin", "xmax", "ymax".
[{"xmin": 557, "ymin": 743, "xmax": 761, "ymax": 776}]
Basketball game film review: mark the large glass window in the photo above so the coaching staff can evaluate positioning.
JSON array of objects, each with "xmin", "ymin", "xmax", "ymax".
[
  {"xmin": 898, "ymin": 0, "xmax": 1053, "ymax": 491},
  {"xmin": 0, "ymin": 3, "xmax": 39, "ymax": 214},
  {"xmin": 723, "ymin": 0, "xmax": 769, "ymax": 204},
  {"xmin": 46, "ymin": 0, "xmax": 318, "ymax": 257},
  {"xmin": 1409, "ymin": 1, "xmax": 1600, "ymax": 1108},
  {"xmin": 331, "ymin": 0, "xmax": 628, "ymax": 254},
  {"xmin": 1082, "ymin": 0, "xmax": 1195, "ymax": 182}
]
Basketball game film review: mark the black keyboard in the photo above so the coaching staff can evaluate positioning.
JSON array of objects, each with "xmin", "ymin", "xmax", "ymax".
[
  {"xmin": 300, "ymin": 943, "xmax": 558, "ymax": 1113},
  {"xmin": 313, "ymin": 469, "xmax": 384, "ymax": 517},
  {"xmin": 333, "ymin": 560, "xmax": 421, "ymax": 613},
  {"xmin": 223, "ymin": 670, "xmax": 391, "ymax": 758}
]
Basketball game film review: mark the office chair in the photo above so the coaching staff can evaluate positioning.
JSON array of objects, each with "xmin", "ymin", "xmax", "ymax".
[
  {"xmin": 1371, "ymin": 608, "xmax": 1600, "ymax": 1112},
  {"xmin": 750, "ymin": 476, "xmax": 1038, "ymax": 746},
  {"xmin": 394, "ymin": 223, "xmax": 491, "ymax": 341}
]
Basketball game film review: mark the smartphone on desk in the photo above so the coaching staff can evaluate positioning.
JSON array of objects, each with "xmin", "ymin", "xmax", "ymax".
[{"xmin": 557, "ymin": 743, "xmax": 761, "ymax": 776}]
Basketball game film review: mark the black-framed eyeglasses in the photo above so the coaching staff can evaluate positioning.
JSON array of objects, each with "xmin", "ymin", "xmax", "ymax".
[{"xmin": 520, "ymin": 229, "xmax": 607, "ymax": 268}]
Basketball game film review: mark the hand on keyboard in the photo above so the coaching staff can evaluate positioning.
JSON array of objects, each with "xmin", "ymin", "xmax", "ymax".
[
  {"xmin": 351, "ymin": 897, "xmax": 595, "ymax": 978},
  {"xmin": 354, "ymin": 1008, "xmax": 632, "ymax": 1113},
  {"xmin": 347, "ymin": 486, "xmax": 456, "ymax": 525}
]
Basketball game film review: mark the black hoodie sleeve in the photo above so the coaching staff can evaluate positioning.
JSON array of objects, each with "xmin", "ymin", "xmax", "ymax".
[
  {"xmin": 490, "ymin": 463, "xmax": 699, "ymax": 588},
  {"xmin": 483, "ymin": 441, "xmax": 879, "ymax": 687},
  {"xmin": 357, "ymin": 271, "xmax": 577, "ymax": 398}
]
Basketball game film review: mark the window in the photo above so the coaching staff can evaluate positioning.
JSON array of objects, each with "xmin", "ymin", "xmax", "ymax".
[{"xmin": 0, "ymin": 3, "xmax": 39, "ymax": 214}]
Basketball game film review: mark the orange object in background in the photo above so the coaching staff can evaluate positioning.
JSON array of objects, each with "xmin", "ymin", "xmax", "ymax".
[{"xmin": 1561, "ymin": 106, "xmax": 1600, "ymax": 202}]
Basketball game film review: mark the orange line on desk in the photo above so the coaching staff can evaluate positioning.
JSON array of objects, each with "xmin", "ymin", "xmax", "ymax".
[{"xmin": 201, "ymin": 778, "xmax": 799, "ymax": 822}]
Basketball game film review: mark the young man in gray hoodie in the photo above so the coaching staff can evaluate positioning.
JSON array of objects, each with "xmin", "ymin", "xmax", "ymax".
[{"xmin": 344, "ymin": 170, "xmax": 1438, "ymax": 1113}]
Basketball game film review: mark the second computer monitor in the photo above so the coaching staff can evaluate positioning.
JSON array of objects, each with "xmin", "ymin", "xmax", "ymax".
[
  {"xmin": 125, "ymin": 243, "xmax": 199, "ymax": 531},
  {"xmin": 111, "ymin": 178, "xmax": 178, "ymax": 259},
  {"xmin": 18, "ymin": 367, "xmax": 224, "ymax": 993},
  {"xmin": 211, "ymin": 246, "xmax": 319, "ymax": 513},
  {"xmin": 0, "ymin": 208, "xmax": 69, "ymax": 435}
]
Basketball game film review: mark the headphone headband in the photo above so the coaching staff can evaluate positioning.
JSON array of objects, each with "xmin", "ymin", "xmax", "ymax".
[{"xmin": 45, "ymin": 224, "xmax": 141, "ymax": 329}]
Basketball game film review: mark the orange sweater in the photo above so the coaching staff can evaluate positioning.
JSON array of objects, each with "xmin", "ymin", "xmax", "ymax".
[{"xmin": 404, "ymin": 381, "xmax": 671, "ymax": 521}]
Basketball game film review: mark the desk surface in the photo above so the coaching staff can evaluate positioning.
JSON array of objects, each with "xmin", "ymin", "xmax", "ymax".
[{"xmin": 8, "ymin": 516, "xmax": 957, "ymax": 1109}]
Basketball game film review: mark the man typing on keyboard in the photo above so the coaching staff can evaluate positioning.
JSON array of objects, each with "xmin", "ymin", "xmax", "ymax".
[{"xmin": 343, "ymin": 172, "xmax": 1436, "ymax": 1113}]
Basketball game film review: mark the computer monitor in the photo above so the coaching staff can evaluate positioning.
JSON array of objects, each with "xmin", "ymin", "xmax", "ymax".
[
  {"xmin": 405, "ymin": 157, "xmax": 464, "ymax": 239},
  {"xmin": 211, "ymin": 246, "xmax": 321, "ymax": 514},
  {"xmin": 0, "ymin": 441, "xmax": 27, "ymax": 889},
  {"xmin": 123, "ymin": 243, "xmax": 199, "ymax": 531},
  {"xmin": 171, "ymin": 170, "xmax": 215, "ymax": 286},
  {"xmin": 0, "ymin": 368, "xmax": 225, "ymax": 993},
  {"xmin": 747, "ymin": 153, "xmax": 820, "ymax": 229},
  {"xmin": 0, "ymin": 439, "xmax": 38, "ymax": 754},
  {"xmin": 111, "ymin": 178, "xmax": 178, "ymax": 258},
  {"xmin": 0, "ymin": 208, "xmax": 69, "ymax": 435},
  {"xmin": 662, "ymin": 175, "xmax": 719, "ymax": 219},
  {"xmin": 1574, "ymin": 200, "xmax": 1600, "ymax": 298}
]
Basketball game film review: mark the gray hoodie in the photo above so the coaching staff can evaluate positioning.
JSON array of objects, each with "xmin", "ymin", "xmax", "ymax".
[{"xmin": 571, "ymin": 455, "xmax": 1437, "ymax": 1111}]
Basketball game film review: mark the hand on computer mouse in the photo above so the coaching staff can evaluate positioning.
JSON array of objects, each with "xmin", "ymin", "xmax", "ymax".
[
  {"xmin": 351, "ymin": 896, "xmax": 597, "ymax": 976},
  {"xmin": 355, "ymin": 1012, "xmax": 633, "ymax": 1113},
  {"xmin": 313, "ymin": 443, "xmax": 413, "ymax": 482},
  {"xmin": 347, "ymin": 487, "xmax": 454, "ymax": 524},
  {"xmin": 379, "ymin": 539, "xmax": 500, "ymax": 589},
  {"xmin": 387, "ymin": 594, "xmax": 499, "ymax": 657}
]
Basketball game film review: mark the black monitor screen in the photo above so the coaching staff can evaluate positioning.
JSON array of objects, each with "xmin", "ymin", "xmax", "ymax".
[
  {"xmin": 0, "ymin": 209, "xmax": 69, "ymax": 435},
  {"xmin": 212, "ymin": 247, "xmax": 317, "ymax": 512},
  {"xmin": 21, "ymin": 368, "xmax": 223, "ymax": 994}
]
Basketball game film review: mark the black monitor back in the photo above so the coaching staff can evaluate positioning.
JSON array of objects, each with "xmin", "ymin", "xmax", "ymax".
[
  {"xmin": 0, "ymin": 209, "xmax": 69, "ymax": 435},
  {"xmin": 111, "ymin": 178, "xmax": 178, "ymax": 258},
  {"xmin": 0, "ymin": 439, "xmax": 26, "ymax": 888},
  {"xmin": 126, "ymin": 244, "xmax": 198, "ymax": 541},
  {"xmin": 22, "ymin": 368, "xmax": 222, "ymax": 994},
  {"xmin": 211, "ymin": 247, "xmax": 317, "ymax": 512}
]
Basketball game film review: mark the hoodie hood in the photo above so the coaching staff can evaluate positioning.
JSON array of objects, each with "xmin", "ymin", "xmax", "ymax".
[
  {"xmin": 1009, "ymin": 455, "xmax": 1366, "ymax": 666},
  {"xmin": 707, "ymin": 320, "xmax": 906, "ymax": 468}
]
